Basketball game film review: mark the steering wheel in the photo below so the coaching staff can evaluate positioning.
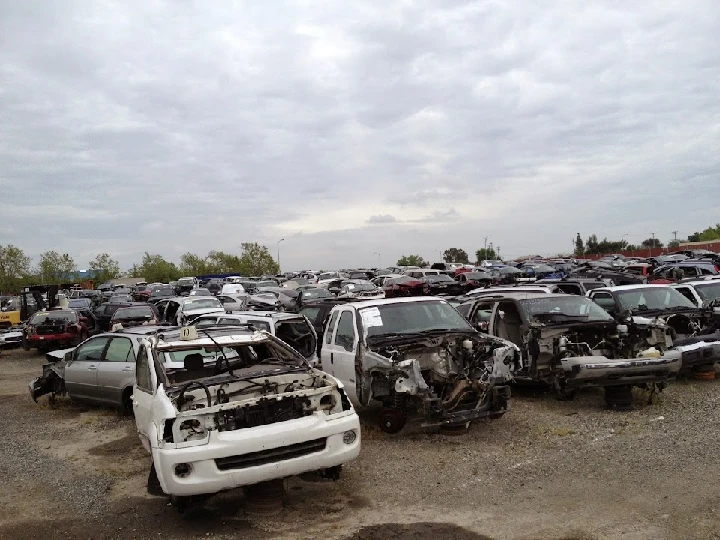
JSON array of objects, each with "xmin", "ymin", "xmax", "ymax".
[{"xmin": 177, "ymin": 380, "xmax": 212, "ymax": 409}]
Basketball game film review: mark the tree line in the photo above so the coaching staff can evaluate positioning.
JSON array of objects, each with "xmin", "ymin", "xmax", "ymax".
[
  {"xmin": 397, "ymin": 247, "xmax": 499, "ymax": 268},
  {"xmin": 573, "ymin": 223, "xmax": 720, "ymax": 257},
  {"xmin": 0, "ymin": 243, "xmax": 279, "ymax": 294}
]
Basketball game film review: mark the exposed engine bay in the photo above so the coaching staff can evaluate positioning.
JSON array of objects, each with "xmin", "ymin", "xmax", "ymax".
[
  {"xmin": 362, "ymin": 333, "xmax": 519, "ymax": 433},
  {"xmin": 162, "ymin": 370, "xmax": 350, "ymax": 445}
]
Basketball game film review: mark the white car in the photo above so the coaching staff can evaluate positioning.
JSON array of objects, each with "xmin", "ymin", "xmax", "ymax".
[{"xmin": 132, "ymin": 326, "xmax": 360, "ymax": 509}]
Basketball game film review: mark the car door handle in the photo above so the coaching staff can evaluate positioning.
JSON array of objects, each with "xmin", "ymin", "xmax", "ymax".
[
  {"xmin": 122, "ymin": 367, "xmax": 134, "ymax": 372},
  {"xmin": 330, "ymin": 353, "xmax": 334, "ymax": 364},
  {"xmin": 88, "ymin": 365, "xmax": 98, "ymax": 371}
]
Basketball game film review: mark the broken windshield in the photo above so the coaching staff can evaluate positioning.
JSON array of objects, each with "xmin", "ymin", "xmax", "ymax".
[
  {"xmin": 519, "ymin": 297, "xmax": 613, "ymax": 322},
  {"xmin": 160, "ymin": 340, "xmax": 304, "ymax": 385},
  {"xmin": 694, "ymin": 283, "xmax": 720, "ymax": 303}
]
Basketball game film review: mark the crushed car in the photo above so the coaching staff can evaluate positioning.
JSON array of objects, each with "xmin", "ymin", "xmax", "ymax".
[
  {"xmin": 460, "ymin": 292, "xmax": 682, "ymax": 409},
  {"xmin": 320, "ymin": 297, "xmax": 519, "ymax": 433},
  {"xmin": 132, "ymin": 325, "xmax": 360, "ymax": 510}
]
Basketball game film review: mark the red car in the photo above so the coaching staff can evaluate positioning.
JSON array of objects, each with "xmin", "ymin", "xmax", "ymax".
[
  {"xmin": 382, "ymin": 276, "xmax": 428, "ymax": 298},
  {"xmin": 23, "ymin": 309, "xmax": 89, "ymax": 352}
]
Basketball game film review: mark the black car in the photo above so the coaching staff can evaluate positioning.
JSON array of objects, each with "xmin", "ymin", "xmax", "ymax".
[
  {"xmin": 205, "ymin": 279, "xmax": 224, "ymax": 295},
  {"xmin": 298, "ymin": 298, "xmax": 357, "ymax": 355},
  {"xmin": 93, "ymin": 302, "xmax": 147, "ymax": 332},
  {"xmin": 534, "ymin": 278, "xmax": 607, "ymax": 295},
  {"xmin": 421, "ymin": 274, "xmax": 464, "ymax": 296},
  {"xmin": 147, "ymin": 286, "xmax": 176, "ymax": 304}
]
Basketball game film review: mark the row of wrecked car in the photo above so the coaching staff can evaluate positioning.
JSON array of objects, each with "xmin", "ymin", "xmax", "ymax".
[{"xmin": 14, "ymin": 257, "xmax": 720, "ymax": 513}]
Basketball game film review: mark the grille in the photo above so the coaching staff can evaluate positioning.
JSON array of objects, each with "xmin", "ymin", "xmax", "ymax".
[{"xmin": 215, "ymin": 438, "xmax": 327, "ymax": 471}]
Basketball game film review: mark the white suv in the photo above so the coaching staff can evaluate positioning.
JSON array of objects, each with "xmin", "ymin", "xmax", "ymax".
[{"xmin": 132, "ymin": 325, "xmax": 360, "ymax": 510}]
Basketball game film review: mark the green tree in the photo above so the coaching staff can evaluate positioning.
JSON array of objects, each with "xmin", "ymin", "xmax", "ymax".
[
  {"xmin": 641, "ymin": 238, "xmax": 663, "ymax": 249},
  {"xmin": 585, "ymin": 234, "xmax": 599, "ymax": 255},
  {"xmin": 88, "ymin": 253, "xmax": 120, "ymax": 284},
  {"xmin": 179, "ymin": 252, "xmax": 212, "ymax": 276},
  {"xmin": 207, "ymin": 250, "xmax": 244, "ymax": 273},
  {"xmin": 134, "ymin": 252, "xmax": 180, "ymax": 283},
  {"xmin": 667, "ymin": 240, "xmax": 681, "ymax": 249},
  {"xmin": 397, "ymin": 254, "xmax": 427, "ymax": 267},
  {"xmin": 574, "ymin": 233, "xmax": 584, "ymax": 256},
  {"xmin": 238, "ymin": 243, "xmax": 279, "ymax": 276},
  {"xmin": 38, "ymin": 251, "xmax": 76, "ymax": 284},
  {"xmin": 474, "ymin": 248, "xmax": 497, "ymax": 263},
  {"xmin": 442, "ymin": 248, "xmax": 469, "ymax": 264},
  {"xmin": 0, "ymin": 244, "xmax": 31, "ymax": 293},
  {"xmin": 626, "ymin": 244, "xmax": 639, "ymax": 252},
  {"xmin": 698, "ymin": 224, "xmax": 720, "ymax": 242}
]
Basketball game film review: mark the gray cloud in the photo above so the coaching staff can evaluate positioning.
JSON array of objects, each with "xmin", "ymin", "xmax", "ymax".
[
  {"xmin": 1, "ymin": 0, "xmax": 719, "ymax": 270},
  {"xmin": 366, "ymin": 214, "xmax": 399, "ymax": 224}
]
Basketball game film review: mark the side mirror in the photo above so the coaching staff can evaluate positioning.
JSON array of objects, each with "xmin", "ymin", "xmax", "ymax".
[
  {"xmin": 476, "ymin": 321, "xmax": 489, "ymax": 332},
  {"xmin": 64, "ymin": 351, "xmax": 73, "ymax": 362}
]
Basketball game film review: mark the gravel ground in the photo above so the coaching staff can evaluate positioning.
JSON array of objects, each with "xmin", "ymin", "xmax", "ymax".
[{"xmin": 2, "ymin": 347, "xmax": 720, "ymax": 539}]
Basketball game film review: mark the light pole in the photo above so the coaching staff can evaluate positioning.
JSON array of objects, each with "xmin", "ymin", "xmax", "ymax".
[
  {"xmin": 276, "ymin": 238, "xmax": 285, "ymax": 274},
  {"xmin": 374, "ymin": 252, "xmax": 381, "ymax": 268}
]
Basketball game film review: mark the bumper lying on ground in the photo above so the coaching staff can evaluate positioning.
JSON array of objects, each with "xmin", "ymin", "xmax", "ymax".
[
  {"xmin": 153, "ymin": 411, "xmax": 361, "ymax": 497},
  {"xmin": 561, "ymin": 353, "xmax": 682, "ymax": 388}
]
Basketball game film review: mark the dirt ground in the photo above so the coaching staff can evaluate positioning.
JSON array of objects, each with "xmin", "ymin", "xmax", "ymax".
[{"xmin": 2, "ymin": 347, "xmax": 720, "ymax": 540}]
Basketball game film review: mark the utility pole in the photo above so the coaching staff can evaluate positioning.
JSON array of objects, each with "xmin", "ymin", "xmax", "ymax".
[
  {"xmin": 276, "ymin": 238, "xmax": 285, "ymax": 273},
  {"xmin": 672, "ymin": 230, "xmax": 678, "ymax": 244}
]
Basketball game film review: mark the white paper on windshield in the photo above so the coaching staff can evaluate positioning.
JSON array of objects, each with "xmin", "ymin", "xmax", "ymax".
[{"xmin": 361, "ymin": 307, "xmax": 383, "ymax": 327}]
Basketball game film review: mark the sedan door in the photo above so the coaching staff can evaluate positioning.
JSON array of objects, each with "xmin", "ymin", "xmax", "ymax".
[
  {"xmin": 95, "ymin": 336, "xmax": 137, "ymax": 407},
  {"xmin": 64, "ymin": 336, "xmax": 111, "ymax": 403}
]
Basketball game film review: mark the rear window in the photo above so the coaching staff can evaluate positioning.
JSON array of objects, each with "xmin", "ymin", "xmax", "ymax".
[{"xmin": 113, "ymin": 306, "xmax": 155, "ymax": 320}]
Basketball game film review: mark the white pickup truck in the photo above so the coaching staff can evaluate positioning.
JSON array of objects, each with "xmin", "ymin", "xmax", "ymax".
[
  {"xmin": 133, "ymin": 324, "xmax": 360, "ymax": 511},
  {"xmin": 320, "ymin": 297, "xmax": 519, "ymax": 434}
]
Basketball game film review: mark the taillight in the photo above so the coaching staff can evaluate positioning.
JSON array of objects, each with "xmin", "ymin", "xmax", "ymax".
[{"xmin": 715, "ymin": 266, "xmax": 719, "ymax": 273}]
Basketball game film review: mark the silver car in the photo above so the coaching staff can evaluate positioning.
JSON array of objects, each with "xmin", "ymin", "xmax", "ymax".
[{"xmin": 29, "ymin": 326, "xmax": 173, "ymax": 410}]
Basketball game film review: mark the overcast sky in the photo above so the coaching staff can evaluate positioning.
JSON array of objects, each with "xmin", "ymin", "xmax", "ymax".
[{"xmin": 2, "ymin": 0, "xmax": 719, "ymax": 271}]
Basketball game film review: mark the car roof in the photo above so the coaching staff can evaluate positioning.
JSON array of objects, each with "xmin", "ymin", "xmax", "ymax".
[
  {"xmin": 197, "ymin": 311, "xmax": 301, "ymax": 321},
  {"xmin": 342, "ymin": 296, "xmax": 448, "ymax": 309},
  {"xmin": 592, "ymin": 284, "xmax": 674, "ymax": 292},
  {"xmin": 469, "ymin": 292, "xmax": 572, "ymax": 301}
]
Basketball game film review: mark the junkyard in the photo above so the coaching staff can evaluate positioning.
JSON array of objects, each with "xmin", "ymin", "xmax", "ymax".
[
  {"xmin": 3, "ymin": 257, "xmax": 720, "ymax": 539},
  {"xmin": 4, "ymin": 1, "xmax": 720, "ymax": 538}
]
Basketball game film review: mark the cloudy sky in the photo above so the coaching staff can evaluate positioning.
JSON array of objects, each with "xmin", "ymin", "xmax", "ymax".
[{"xmin": 1, "ymin": 0, "xmax": 719, "ymax": 271}]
